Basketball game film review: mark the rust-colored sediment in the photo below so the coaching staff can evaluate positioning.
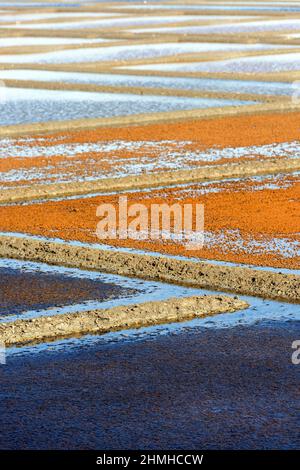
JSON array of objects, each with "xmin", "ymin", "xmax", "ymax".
[
  {"xmin": 1, "ymin": 158, "xmax": 299, "ymax": 204},
  {"xmin": 0, "ymin": 235, "xmax": 299, "ymax": 303},
  {"xmin": 0, "ymin": 295, "xmax": 248, "ymax": 346},
  {"xmin": 3, "ymin": 110, "xmax": 300, "ymax": 194},
  {"xmin": 28, "ymin": 110, "xmax": 300, "ymax": 147},
  {"xmin": 1, "ymin": 112, "xmax": 299, "ymax": 273},
  {"xmin": 0, "ymin": 173, "xmax": 298, "ymax": 269},
  {"xmin": 0, "ymin": 143, "xmax": 285, "ymax": 191}
]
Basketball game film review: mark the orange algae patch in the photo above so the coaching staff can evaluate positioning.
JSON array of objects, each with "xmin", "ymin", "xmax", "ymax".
[
  {"xmin": 31, "ymin": 110, "xmax": 300, "ymax": 148},
  {"xmin": 0, "ymin": 148, "xmax": 280, "ymax": 190},
  {"xmin": 2, "ymin": 110, "xmax": 300, "ymax": 189},
  {"xmin": 0, "ymin": 146, "xmax": 187, "ymax": 186},
  {"xmin": 2, "ymin": 110, "xmax": 300, "ymax": 190},
  {"xmin": 0, "ymin": 174, "xmax": 299, "ymax": 270}
]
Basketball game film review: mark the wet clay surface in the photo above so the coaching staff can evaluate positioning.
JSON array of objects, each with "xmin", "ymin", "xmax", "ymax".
[
  {"xmin": 0, "ymin": 320, "xmax": 299, "ymax": 449},
  {"xmin": 0, "ymin": 265, "xmax": 137, "ymax": 316}
]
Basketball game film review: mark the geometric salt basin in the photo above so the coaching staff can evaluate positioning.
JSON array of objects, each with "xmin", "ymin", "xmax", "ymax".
[
  {"xmin": 0, "ymin": 69, "xmax": 295, "ymax": 96},
  {"xmin": 0, "ymin": 42, "xmax": 288, "ymax": 65},
  {"xmin": 128, "ymin": 52, "xmax": 300, "ymax": 74},
  {"xmin": 0, "ymin": 88, "xmax": 257, "ymax": 126}
]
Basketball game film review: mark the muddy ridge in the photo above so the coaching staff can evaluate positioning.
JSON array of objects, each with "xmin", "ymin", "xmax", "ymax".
[
  {"xmin": 0, "ymin": 235, "xmax": 299, "ymax": 303},
  {"xmin": 1, "ymin": 157, "xmax": 299, "ymax": 204},
  {"xmin": 0, "ymin": 295, "xmax": 248, "ymax": 346}
]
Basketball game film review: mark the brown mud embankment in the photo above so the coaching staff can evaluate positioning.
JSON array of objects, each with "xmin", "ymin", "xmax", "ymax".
[
  {"xmin": 0, "ymin": 295, "xmax": 248, "ymax": 346},
  {"xmin": 0, "ymin": 235, "xmax": 299, "ymax": 303}
]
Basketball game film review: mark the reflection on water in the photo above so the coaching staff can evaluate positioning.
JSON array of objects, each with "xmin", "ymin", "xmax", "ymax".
[{"xmin": 0, "ymin": 257, "xmax": 213, "ymax": 322}]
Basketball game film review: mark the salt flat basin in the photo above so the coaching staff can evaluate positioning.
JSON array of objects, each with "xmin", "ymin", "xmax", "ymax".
[
  {"xmin": 2, "ymin": 173, "xmax": 296, "ymax": 270},
  {"xmin": 0, "ymin": 42, "xmax": 279, "ymax": 64},
  {"xmin": 0, "ymin": 87, "xmax": 256, "ymax": 126},
  {"xmin": 0, "ymin": 12, "xmax": 117, "ymax": 23},
  {"xmin": 0, "ymin": 258, "xmax": 212, "ymax": 322},
  {"xmin": 0, "ymin": 2, "xmax": 82, "ymax": 6},
  {"xmin": 5, "ymin": 14, "xmax": 212, "ymax": 30},
  {"xmin": 1, "ymin": 138, "xmax": 299, "ymax": 189},
  {"xmin": 128, "ymin": 52, "xmax": 300, "ymax": 74},
  {"xmin": 286, "ymin": 33, "xmax": 300, "ymax": 39},
  {"xmin": 115, "ymin": 3, "xmax": 300, "ymax": 13},
  {"xmin": 0, "ymin": 37, "xmax": 114, "ymax": 47},
  {"xmin": 133, "ymin": 18, "xmax": 300, "ymax": 35},
  {"xmin": 0, "ymin": 69, "xmax": 295, "ymax": 97}
]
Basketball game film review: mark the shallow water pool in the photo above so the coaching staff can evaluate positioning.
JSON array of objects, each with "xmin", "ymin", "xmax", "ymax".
[
  {"xmin": 0, "ymin": 87, "xmax": 256, "ymax": 126},
  {"xmin": 0, "ymin": 42, "xmax": 278, "ymax": 64},
  {"xmin": 128, "ymin": 52, "xmax": 300, "ymax": 74}
]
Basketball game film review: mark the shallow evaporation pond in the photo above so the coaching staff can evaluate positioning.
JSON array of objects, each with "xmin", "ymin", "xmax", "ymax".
[
  {"xmin": 0, "ymin": 12, "xmax": 117, "ymax": 22},
  {"xmin": 6, "ymin": 287, "xmax": 300, "ymax": 357},
  {"xmin": 5, "ymin": 14, "xmax": 214, "ymax": 30},
  {"xmin": 1, "ymin": 138, "xmax": 299, "ymax": 161},
  {"xmin": 1, "ymin": 145, "xmax": 299, "ymax": 190},
  {"xmin": 133, "ymin": 19, "xmax": 300, "ymax": 35},
  {"xmin": 0, "ymin": 42, "xmax": 281, "ymax": 65},
  {"xmin": 3, "ymin": 298, "xmax": 299, "ymax": 452},
  {"xmin": 115, "ymin": 4, "xmax": 300, "ymax": 13},
  {"xmin": 0, "ymin": 258, "xmax": 214, "ymax": 323},
  {"xmin": 128, "ymin": 52, "xmax": 300, "ymax": 74},
  {"xmin": 0, "ymin": 2, "xmax": 82, "ymax": 6},
  {"xmin": 0, "ymin": 69, "xmax": 295, "ymax": 96},
  {"xmin": 0, "ymin": 38, "xmax": 115, "ymax": 47},
  {"xmin": 0, "ymin": 88, "xmax": 256, "ymax": 126},
  {"xmin": 0, "ymin": 258, "xmax": 135, "ymax": 318}
]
